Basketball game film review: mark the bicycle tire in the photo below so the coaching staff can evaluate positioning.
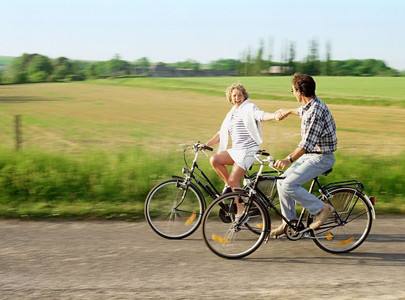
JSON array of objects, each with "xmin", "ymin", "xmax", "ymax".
[
  {"xmin": 202, "ymin": 191, "xmax": 269, "ymax": 259},
  {"xmin": 145, "ymin": 178, "xmax": 205, "ymax": 239}
]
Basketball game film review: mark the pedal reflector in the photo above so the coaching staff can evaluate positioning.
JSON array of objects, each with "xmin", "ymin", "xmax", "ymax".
[
  {"xmin": 338, "ymin": 237, "xmax": 354, "ymax": 246},
  {"xmin": 256, "ymin": 223, "xmax": 264, "ymax": 229},
  {"xmin": 325, "ymin": 232, "xmax": 334, "ymax": 241},
  {"xmin": 185, "ymin": 211, "xmax": 196, "ymax": 225},
  {"xmin": 211, "ymin": 234, "xmax": 229, "ymax": 245}
]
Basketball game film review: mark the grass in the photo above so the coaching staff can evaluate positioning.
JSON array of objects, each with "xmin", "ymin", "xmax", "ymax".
[
  {"xmin": 0, "ymin": 81, "xmax": 404, "ymax": 157},
  {"xmin": 88, "ymin": 76, "xmax": 405, "ymax": 107},
  {"xmin": 0, "ymin": 147, "xmax": 402, "ymax": 219},
  {"xmin": 0, "ymin": 78, "xmax": 404, "ymax": 218},
  {"xmin": 0, "ymin": 200, "xmax": 146, "ymax": 220}
]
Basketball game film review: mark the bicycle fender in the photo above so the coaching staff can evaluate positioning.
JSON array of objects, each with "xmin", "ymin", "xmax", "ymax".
[{"xmin": 363, "ymin": 194, "xmax": 376, "ymax": 220}]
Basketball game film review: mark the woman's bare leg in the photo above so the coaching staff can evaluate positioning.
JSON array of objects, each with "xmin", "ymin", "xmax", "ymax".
[
  {"xmin": 228, "ymin": 164, "xmax": 246, "ymax": 216},
  {"xmin": 209, "ymin": 151, "xmax": 234, "ymax": 185}
]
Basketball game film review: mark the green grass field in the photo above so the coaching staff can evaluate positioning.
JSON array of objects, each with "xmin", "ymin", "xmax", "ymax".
[
  {"xmin": 89, "ymin": 76, "xmax": 405, "ymax": 107},
  {"xmin": 0, "ymin": 77, "xmax": 404, "ymax": 218}
]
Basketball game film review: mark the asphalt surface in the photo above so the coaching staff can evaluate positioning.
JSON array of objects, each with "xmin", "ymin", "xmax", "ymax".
[{"xmin": 0, "ymin": 216, "xmax": 404, "ymax": 299}]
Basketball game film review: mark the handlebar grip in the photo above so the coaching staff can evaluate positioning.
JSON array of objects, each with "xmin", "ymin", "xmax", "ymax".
[
  {"xmin": 256, "ymin": 150, "xmax": 270, "ymax": 156},
  {"xmin": 194, "ymin": 143, "xmax": 213, "ymax": 152}
]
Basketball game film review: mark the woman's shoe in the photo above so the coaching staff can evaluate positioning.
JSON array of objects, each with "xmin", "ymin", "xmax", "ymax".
[{"xmin": 270, "ymin": 223, "xmax": 287, "ymax": 238}]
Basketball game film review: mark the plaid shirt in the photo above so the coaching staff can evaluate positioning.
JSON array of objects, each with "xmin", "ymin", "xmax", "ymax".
[{"xmin": 298, "ymin": 97, "xmax": 337, "ymax": 153}]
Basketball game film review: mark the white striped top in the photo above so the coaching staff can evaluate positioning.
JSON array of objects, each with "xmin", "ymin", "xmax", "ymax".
[{"xmin": 229, "ymin": 108, "xmax": 259, "ymax": 150}]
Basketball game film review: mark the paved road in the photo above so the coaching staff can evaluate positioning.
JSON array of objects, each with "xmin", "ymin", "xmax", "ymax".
[{"xmin": 0, "ymin": 216, "xmax": 404, "ymax": 299}]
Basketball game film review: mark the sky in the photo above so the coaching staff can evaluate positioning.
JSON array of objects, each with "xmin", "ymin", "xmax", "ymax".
[{"xmin": 1, "ymin": 0, "xmax": 405, "ymax": 69}]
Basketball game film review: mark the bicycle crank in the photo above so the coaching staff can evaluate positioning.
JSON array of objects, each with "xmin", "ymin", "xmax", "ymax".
[{"xmin": 285, "ymin": 220, "xmax": 306, "ymax": 241}]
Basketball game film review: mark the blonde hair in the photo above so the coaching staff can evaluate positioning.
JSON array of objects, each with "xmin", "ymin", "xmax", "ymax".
[{"xmin": 225, "ymin": 83, "xmax": 249, "ymax": 104}]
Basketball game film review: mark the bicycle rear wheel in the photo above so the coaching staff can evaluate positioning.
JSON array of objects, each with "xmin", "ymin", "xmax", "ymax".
[
  {"xmin": 311, "ymin": 188, "xmax": 373, "ymax": 253},
  {"xmin": 144, "ymin": 179, "xmax": 205, "ymax": 239},
  {"xmin": 202, "ymin": 192, "xmax": 269, "ymax": 259}
]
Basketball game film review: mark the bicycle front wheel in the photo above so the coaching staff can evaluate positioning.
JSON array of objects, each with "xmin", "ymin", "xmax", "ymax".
[
  {"xmin": 311, "ymin": 188, "xmax": 373, "ymax": 253},
  {"xmin": 202, "ymin": 192, "xmax": 269, "ymax": 259},
  {"xmin": 145, "ymin": 179, "xmax": 205, "ymax": 239}
]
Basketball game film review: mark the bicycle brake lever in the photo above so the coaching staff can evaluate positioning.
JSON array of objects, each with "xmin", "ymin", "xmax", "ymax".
[{"xmin": 201, "ymin": 150, "xmax": 209, "ymax": 158}]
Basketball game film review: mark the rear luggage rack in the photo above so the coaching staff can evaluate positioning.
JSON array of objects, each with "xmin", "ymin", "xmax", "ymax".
[{"xmin": 323, "ymin": 180, "xmax": 364, "ymax": 192}]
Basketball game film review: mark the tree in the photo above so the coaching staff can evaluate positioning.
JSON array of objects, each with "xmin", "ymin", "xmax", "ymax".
[
  {"xmin": 27, "ymin": 54, "xmax": 53, "ymax": 82},
  {"xmin": 302, "ymin": 39, "xmax": 321, "ymax": 75},
  {"xmin": 287, "ymin": 41, "xmax": 297, "ymax": 74},
  {"xmin": 52, "ymin": 57, "xmax": 73, "ymax": 81},
  {"xmin": 4, "ymin": 54, "xmax": 29, "ymax": 83},
  {"xmin": 209, "ymin": 59, "xmax": 240, "ymax": 72},
  {"xmin": 169, "ymin": 59, "xmax": 201, "ymax": 71},
  {"xmin": 242, "ymin": 48, "xmax": 254, "ymax": 76},
  {"xmin": 267, "ymin": 37, "xmax": 274, "ymax": 69},
  {"xmin": 323, "ymin": 41, "xmax": 332, "ymax": 75},
  {"xmin": 134, "ymin": 57, "xmax": 150, "ymax": 69},
  {"xmin": 254, "ymin": 40, "xmax": 265, "ymax": 75},
  {"xmin": 107, "ymin": 54, "xmax": 130, "ymax": 76}
]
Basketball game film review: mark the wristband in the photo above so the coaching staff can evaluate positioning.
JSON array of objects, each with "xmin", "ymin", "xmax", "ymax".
[{"xmin": 287, "ymin": 155, "xmax": 294, "ymax": 163}]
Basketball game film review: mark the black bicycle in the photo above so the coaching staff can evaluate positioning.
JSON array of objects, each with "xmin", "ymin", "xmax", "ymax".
[
  {"xmin": 202, "ymin": 150, "xmax": 376, "ymax": 259},
  {"xmin": 144, "ymin": 143, "xmax": 218, "ymax": 239},
  {"xmin": 144, "ymin": 143, "xmax": 278, "ymax": 239}
]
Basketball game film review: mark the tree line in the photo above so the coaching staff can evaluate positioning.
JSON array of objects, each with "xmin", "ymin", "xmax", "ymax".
[
  {"xmin": 238, "ymin": 39, "xmax": 400, "ymax": 77},
  {"xmin": 0, "ymin": 41, "xmax": 401, "ymax": 84}
]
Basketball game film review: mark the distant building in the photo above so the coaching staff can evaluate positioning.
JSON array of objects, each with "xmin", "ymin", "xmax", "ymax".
[
  {"xmin": 149, "ymin": 63, "xmax": 237, "ymax": 77},
  {"xmin": 261, "ymin": 65, "xmax": 292, "ymax": 75}
]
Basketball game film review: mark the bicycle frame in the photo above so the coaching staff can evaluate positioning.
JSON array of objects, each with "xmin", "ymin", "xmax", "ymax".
[{"xmin": 175, "ymin": 146, "xmax": 220, "ymax": 201}]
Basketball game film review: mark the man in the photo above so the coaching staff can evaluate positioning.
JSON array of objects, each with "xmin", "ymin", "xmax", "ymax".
[{"xmin": 271, "ymin": 73, "xmax": 337, "ymax": 237}]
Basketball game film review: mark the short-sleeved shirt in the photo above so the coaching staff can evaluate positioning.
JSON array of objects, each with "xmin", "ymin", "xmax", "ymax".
[{"xmin": 298, "ymin": 97, "xmax": 337, "ymax": 153}]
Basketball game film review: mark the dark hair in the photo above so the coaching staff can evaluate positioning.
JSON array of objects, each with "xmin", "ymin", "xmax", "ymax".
[{"xmin": 292, "ymin": 73, "xmax": 316, "ymax": 97}]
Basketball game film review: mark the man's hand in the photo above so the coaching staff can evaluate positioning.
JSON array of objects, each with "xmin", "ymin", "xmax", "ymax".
[
  {"xmin": 275, "ymin": 109, "xmax": 291, "ymax": 121},
  {"xmin": 274, "ymin": 159, "xmax": 291, "ymax": 170}
]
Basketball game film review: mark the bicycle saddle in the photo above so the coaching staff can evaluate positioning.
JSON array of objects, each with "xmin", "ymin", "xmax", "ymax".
[{"xmin": 322, "ymin": 168, "xmax": 333, "ymax": 176}]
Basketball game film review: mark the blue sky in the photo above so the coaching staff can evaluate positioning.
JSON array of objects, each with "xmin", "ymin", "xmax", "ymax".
[{"xmin": 1, "ymin": 0, "xmax": 404, "ymax": 69}]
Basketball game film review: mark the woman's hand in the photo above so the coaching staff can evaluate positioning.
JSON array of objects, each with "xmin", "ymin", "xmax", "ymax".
[{"xmin": 275, "ymin": 109, "xmax": 291, "ymax": 121}]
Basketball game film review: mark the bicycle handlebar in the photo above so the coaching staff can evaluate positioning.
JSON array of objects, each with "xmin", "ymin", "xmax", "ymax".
[
  {"xmin": 193, "ymin": 142, "xmax": 213, "ymax": 152},
  {"xmin": 254, "ymin": 150, "xmax": 277, "ymax": 167},
  {"xmin": 256, "ymin": 150, "xmax": 270, "ymax": 157}
]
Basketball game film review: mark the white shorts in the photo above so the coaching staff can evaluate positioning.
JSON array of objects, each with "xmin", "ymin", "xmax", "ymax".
[{"xmin": 227, "ymin": 148, "xmax": 258, "ymax": 170}]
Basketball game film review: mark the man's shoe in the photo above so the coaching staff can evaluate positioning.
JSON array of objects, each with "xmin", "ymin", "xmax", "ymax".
[
  {"xmin": 309, "ymin": 204, "xmax": 334, "ymax": 230},
  {"xmin": 270, "ymin": 223, "xmax": 287, "ymax": 238}
]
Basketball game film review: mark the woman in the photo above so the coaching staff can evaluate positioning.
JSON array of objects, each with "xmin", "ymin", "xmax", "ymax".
[{"xmin": 205, "ymin": 83, "xmax": 280, "ymax": 218}]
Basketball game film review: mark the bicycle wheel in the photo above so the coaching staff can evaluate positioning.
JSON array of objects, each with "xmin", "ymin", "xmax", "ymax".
[
  {"xmin": 144, "ymin": 178, "xmax": 205, "ymax": 239},
  {"xmin": 202, "ymin": 192, "xmax": 269, "ymax": 259},
  {"xmin": 311, "ymin": 188, "xmax": 373, "ymax": 253}
]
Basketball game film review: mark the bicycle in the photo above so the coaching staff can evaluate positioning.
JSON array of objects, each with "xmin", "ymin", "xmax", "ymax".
[
  {"xmin": 144, "ymin": 143, "xmax": 218, "ymax": 239},
  {"xmin": 202, "ymin": 150, "xmax": 376, "ymax": 259},
  {"xmin": 144, "ymin": 143, "xmax": 279, "ymax": 240}
]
